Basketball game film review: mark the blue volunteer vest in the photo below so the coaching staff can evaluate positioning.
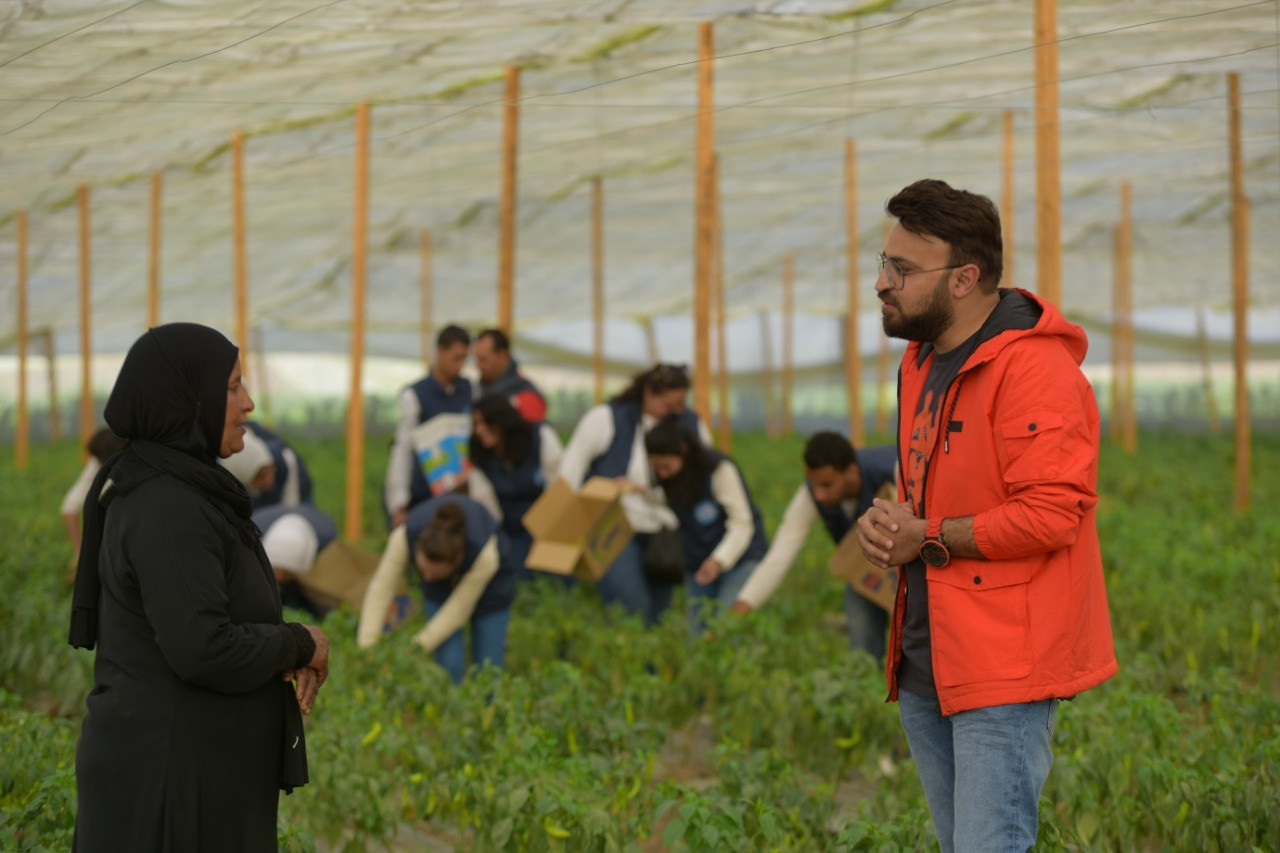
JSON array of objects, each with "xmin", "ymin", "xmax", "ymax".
[
  {"xmin": 478, "ymin": 426, "xmax": 545, "ymax": 538},
  {"xmin": 585, "ymin": 400, "xmax": 701, "ymax": 480},
  {"xmin": 807, "ymin": 444, "xmax": 898, "ymax": 545},
  {"xmin": 251, "ymin": 504, "xmax": 337, "ymax": 554},
  {"xmin": 669, "ymin": 451, "xmax": 769, "ymax": 573},
  {"xmin": 246, "ymin": 422, "xmax": 314, "ymax": 510},
  {"xmin": 404, "ymin": 493, "xmax": 514, "ymax": 615},
  {"xmin": 406, "ymin": 374, "xmax": 473, "ymax": 510}
]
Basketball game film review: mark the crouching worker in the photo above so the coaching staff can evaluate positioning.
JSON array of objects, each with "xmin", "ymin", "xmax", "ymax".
[
  {"xmin": 252, "ymin": 504, "xmax": 337, "ymax": 619},
  {"xmin": 357, "ymin": 495, "xmax": 516, "ymax": 683},
  {"xmin": 644, "ymin": 414, "xmax": 768, "ymax": 634}
]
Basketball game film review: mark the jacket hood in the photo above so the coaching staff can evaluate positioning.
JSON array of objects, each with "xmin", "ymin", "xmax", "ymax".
[{"xmin": 908, "ymin": 288, "xmax": 1089, "ymax": 372}]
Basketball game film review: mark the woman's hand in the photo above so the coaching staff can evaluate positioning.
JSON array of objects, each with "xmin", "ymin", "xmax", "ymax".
[
  {"xmin": 287, "ymin": 625, "xmax": 330, "ymax": 714},
  {"xmin": 694, "ymin": 557, "xmax": 722, "ymax": 586}
]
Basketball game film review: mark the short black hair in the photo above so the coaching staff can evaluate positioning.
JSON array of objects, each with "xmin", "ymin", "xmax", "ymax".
[
  {"xmin": 477, "ymin": 328, "xmax": 510, "ymax": 352},
  {"xmin": 436, "ymin": 324, "xmax": 471, "ymax": 349},
  {"xmin": 886, "ymin": 178, "xmax": 1003, "ymax": 292},
  {"xmin": 803, "ymin": 431, "xmax": 856, "ymax": 471},
  {"xmin": 87, "ymin": 427, "xmax": 127, "ymax": 463}
]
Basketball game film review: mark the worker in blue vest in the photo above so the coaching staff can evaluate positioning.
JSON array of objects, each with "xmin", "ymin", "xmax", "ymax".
[
  {"xmin": 644, "ymin": 414, "xmax": 768, "ymax": 634},
  {"xmin": 253, "ymin": 503, "xmax": 337, "ymax": 619},
  {"xmin": 468, "ymin": 394, "xmax": 563, "ymax": 582},
  {"xmin": 558, "ymin": 363, "xmax": 711, "ymax": 627},
  {"xmin": 473, "ymin": 328, "xmax": 548, "ymax": 423},
  {"xmin": 222, "ymin": 422, "xmax": 314, "ymax": 510},
  {"xmin": 732, "ymin": 432, "xmax": 898, "ymax": 661},
  {"xmin": 356, "ymin": 494, "xmax": 516, "ymax": 683},
  {"xmin": 384, "ymin": 324, "xmax": 473, "ymax": 530}
]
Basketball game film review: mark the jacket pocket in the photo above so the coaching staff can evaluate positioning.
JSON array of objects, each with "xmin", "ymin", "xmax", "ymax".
[
  {"xmin": 997, "ymin": 409, "xmax": 1065, "ymax": 484},
  {"xmin": 928, "ymin": 564, "xmax": 1033, "ymax": 687}
]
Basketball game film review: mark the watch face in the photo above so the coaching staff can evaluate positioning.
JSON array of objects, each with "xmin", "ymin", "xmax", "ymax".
[{"xmin": 920, "ymin": 539, "xmax": 949, "ymax": 568}]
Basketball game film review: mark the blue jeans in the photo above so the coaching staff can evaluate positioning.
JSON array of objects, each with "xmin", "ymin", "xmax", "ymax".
[
  {"xmin": 595, "ymin": 536, "xmax": 675, "ymax": 628},
  {"xmin": 843, "ymin": 584, "xmax": 888, "ymax": 662},
  {"xmin": 898, "ymin": 689, "xmax": 1058, "ymax": 853},
  {"xmin": 422, "ymin": 600, "xmax": 511, "ymax": 684},
  {"xmin": 686, "ymin": 557, "xmax": 757, "ymax": 634}
]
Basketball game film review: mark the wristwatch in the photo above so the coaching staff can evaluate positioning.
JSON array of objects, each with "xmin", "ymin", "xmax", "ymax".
[{"xmin": 919, "ymin": 518, "xmax": 951, "ymax": 568}]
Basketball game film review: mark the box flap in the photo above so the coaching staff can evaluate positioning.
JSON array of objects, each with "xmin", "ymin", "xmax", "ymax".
[
  {"xmin": 527, "ymin": 540, "xmax": 582, "ymax": 575},
  {"xmin": 522, "ymin": 478, "xmax": 590, "ymax": 541}
]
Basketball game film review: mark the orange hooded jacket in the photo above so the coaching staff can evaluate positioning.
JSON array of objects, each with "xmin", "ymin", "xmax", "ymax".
[{"xmin": 887, "ymin": 289, "xmax": 1117, "ymax": 715}]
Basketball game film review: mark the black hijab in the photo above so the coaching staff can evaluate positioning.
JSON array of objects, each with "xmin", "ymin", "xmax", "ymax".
[{"xmin": 69, "ymin": 323, "xmax": 260, "ymax": 649}]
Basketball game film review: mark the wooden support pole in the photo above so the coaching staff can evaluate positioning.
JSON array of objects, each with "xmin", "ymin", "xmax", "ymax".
[
  {"xmin": 875, "ymin": 334, "xmax": 891, "ymax": 437},
  {"xmin": 232, "ymin": 132, "xmax": 249, "ymax": 380},
  {"xmin": 1002, "ymin": 110, "xmax": 1015, "ymax": 288},
  {"xmin": 782, "ymin": 252, "xmax": 795, "ymax": 436},
  {"xmin": 148, "ymin": 172, "xmax": 162, "ymax": 329},
  {"xmin": 420, "ymin": 229, "xmax": 433, "ymax": 370},
  {"xmin": 843, "ymin": 138, "xmax": 862, "ymax": 445},
  {"xmin": 758, "ymin": 309, "xmax": 776, "ymax": 437},
  {"xmin": 79, "ymin": 185, "xmax": 93, "ymax": 454},
  {"xmin": 693, "ymin": 22, "xmax": 715, "ymax": 432},
  {"xmin": 15, "ymin": 211, "xmax": 29, "ymax": 470},
  {"xmin": 1195, "ymin": 309, "xmax": 1221, "ymax": 433},
  {"xmin": 345, "ymin": 103, "xmax": 370, "ymax": 541},
  {"xmin": 1227, "ymin": 72, "xmax": 1250, "ymax": 511},
  {"xmin": 1033, "ymin": 0, "xmax": 1061, "ymax": 306},
  {"xmin": 498, "ymin": 65, "xmax": 520, "ymax": 337},
  {"xmin": 1115, "ymin": 181, "xmax": 1136, "ymax": 453},
  {"xmin": 712, "ymin": 152, "xmax": 731, "ymax": 452},
  {"xmin": 592, "ymin": 176, "xmax": 606, "ymax": 404},
  {"xmin": 43, "ymin": 328, "xmax": 61, "ymax": 442},
  {"xmin": 642, "ymin": 316, "xmax": 660, "ymax": 365}
]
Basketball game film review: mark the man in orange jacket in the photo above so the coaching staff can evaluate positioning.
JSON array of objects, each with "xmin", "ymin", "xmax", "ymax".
[{"xmin": 856, "ymin": 179, "xmax": 1116, "ymax": 853}]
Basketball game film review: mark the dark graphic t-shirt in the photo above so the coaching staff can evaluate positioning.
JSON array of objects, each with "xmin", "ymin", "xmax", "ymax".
[{"xmin": 897, "ymin": 344, "xmax": 969, "ymax": 698}]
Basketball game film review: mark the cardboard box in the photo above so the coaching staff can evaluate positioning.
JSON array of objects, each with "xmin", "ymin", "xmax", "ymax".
[
  {"xmin": 828, "ymin": 482, "xmax": 899, "ymax": 613},
  {"xmin": 302, "ymin": 540, "xmax": 388, "ymax": 611},
  {"xmin": 522, "ymin": 476, "xmax": 634, "ymax": 582}
]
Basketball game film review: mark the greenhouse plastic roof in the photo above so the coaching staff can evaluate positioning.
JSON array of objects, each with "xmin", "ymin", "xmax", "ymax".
[{"xmin": 1, "ymin": 0, "xmax": 1278, "ymax": 366}]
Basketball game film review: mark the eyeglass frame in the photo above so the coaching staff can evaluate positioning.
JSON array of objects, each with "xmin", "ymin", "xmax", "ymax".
[{"xmin": 876, "ymin": 251, "xmax": 965, "ymax": 291}]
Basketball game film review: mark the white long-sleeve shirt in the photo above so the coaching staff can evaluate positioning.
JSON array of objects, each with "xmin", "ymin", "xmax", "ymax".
[
  {"xmin": 705, "ymin": 459, "xmax": 756, "ymax": 569},
  {"xmin": 61, "ymin": 458, "xmax": 101, "ymax": 516},
  {"xmin": 735, "ymin": 484, "xmax": 858, "ymax": 608},
  {"xmin": 558, "ymin": 404, "xmax": 711, "ymax": 533},
  {"xmin": 356, "ymin": 527, "xmax": 500, "ymax": 653},
  {"xmin": 468, "ymin": 423, "xmax": 563, "ymax": 524}
]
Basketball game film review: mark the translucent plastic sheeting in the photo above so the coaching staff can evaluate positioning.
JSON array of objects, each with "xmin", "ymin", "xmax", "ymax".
[{"xmin": 0, "ymin": 0, "xmax": 1277, "ymax": 368}]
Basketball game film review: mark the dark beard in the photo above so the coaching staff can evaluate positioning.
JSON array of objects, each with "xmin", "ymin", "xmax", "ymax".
[{"xmin": 881, "ymin": 272, "xmax": 953, "ymax": 343}]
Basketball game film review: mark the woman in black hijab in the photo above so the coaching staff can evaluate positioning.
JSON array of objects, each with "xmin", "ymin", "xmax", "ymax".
[{"xmin": 69, "ymin": 323, "xmax": 329, "ymax": 852}]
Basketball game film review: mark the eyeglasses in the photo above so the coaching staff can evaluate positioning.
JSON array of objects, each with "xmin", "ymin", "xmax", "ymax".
[{"xmin": 876, "ymin": 252, "xmax": 962, "ymax": 291}]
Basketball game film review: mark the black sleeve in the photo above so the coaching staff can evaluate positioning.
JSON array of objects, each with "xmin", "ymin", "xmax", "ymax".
[{"xmin": 127, "ymin": 485, "xmax": 302, "ymax": 693}]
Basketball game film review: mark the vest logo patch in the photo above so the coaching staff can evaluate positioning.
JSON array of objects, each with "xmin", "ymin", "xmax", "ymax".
[{"xmin": 693, "ymin": 499, "xmax": 720, "ymax": 526}]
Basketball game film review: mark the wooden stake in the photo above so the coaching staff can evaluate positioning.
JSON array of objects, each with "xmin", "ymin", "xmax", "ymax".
[
  {"xmin": 592, "ymin": 176, "xmax": 605, "ymax": 404},
  {"xmin": 1033, "ymin": 0, "xmax": 1062, "ymax": 306},
  {"xmin": 1195, "ymin": 309, "xmax": 1220, "ymax": 433},
  {"xmin": 782, "ymin": 252, "xmax": 795, "ymax": 436},
  {"xmin": 844, "ymin": 138, "xmax": 862, "ymax": 445},
  {"xmin": 15, "ymin": 210, "xmax": 29, "ymax": 470},
  {"xmin": 693, "ymin": 22, "xmax": 715, "ymax": 432},
  {"xmin": 148, "ymin": 172, "xmax": 162, "ymax": 328},
  {"xmin": 1228, "ymin": 73, "xmax": 1250, "ymax": 511},
  {"xmin": 643, "ymin": 315, "xmax": 659, "ymax": 365},
  {"xmin": 875, "ymin": 334, "xmax": 891, "ymax": 437},
  {"xmin": 498, "ymin": 65, "xmax": 520, "ymax": 336},
  {"xmin": 1115, "ymin": 181, "xmax": 1136, "ymax": 453},
  {"xmin": 1002, "ymin": 110, "xmax": 1015, "ymax": 288},
  {"xmin": 345, "ymin": 103, "xmax": 371, "ymax": 541},
  {"xmin": 232, "ymin": 132, "xmax": 249, "ymax": 379},
  {"xmin": 759, "ymin": 309, "xmax": 776, "ymax": 437},
  {"xmin": 79, "ymin": 185, "xmax": 93, "ymax": 455},
  {"xmin": 420, "ymin": 229, "xmax": 433, "ymax": 370},
  {"xmin": 712, "ymin": 152, "xmax": 731, "ymax": 452},
  {"xmin": 43, "ymin": 328, "xmax": 61, "ymax": 442}
]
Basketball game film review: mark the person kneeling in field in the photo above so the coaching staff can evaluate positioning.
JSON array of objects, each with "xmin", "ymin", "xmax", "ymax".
[
  {"xmin": 254, "ymin": 503, "xmax": 337, "ymax": 619},
  {"xmin": 61, "ymin": 427, "xmax": 128, "ymax": 564},
  {"xmin": 221, "ymin": 421, "xmax": 315, "ymax": 510},
  {"xmin": 644, "ymin": 414, "xmax": 768, "ymax": 634},
  {"xmin": 357, "ymin": 495, "xmax": 516, "ymax": 683},
  {"xmin": 732, "ymin": 432, "xmax": 897, "ymax": 662}
]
